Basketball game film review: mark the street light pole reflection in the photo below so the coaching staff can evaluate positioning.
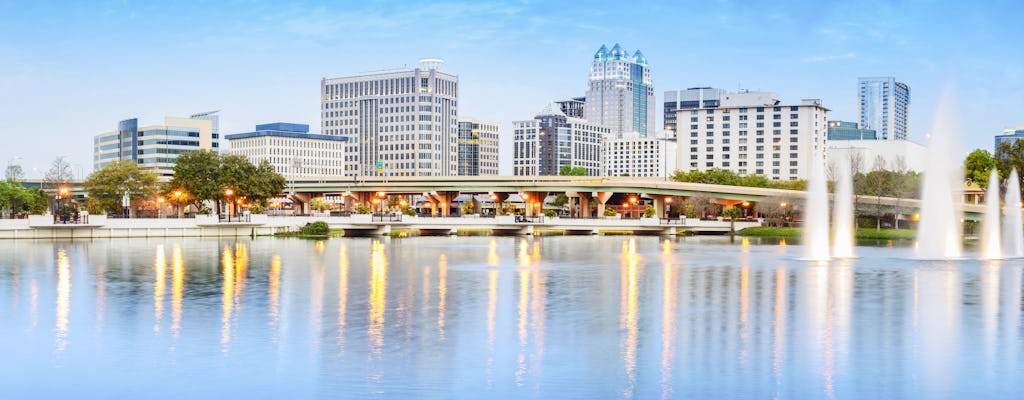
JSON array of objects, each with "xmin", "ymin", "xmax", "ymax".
[
  {"xmin": 368, "ymin": 240, "xmax": 387, "ymax": 359},
  {"xmin": 153, "ymin": 245, "xmax": 166, "ymax": 333},
  {"xmin": 336, "ymin": 244, "xmax": 348, "ymax": 356},
  {"xmin": 621, "ymin": 238, "xmax": 640, "ymax": 398},
  {"xmin": 221, "ymin": 246, "xmax": 234, "ymax": 351},
  {"xmin": 55, "ymin": 248, "xmax": 71, "ymax": 354},
  {"xmin": 171, "ymin": 245, "xmax": 183, "ymax": 338}
]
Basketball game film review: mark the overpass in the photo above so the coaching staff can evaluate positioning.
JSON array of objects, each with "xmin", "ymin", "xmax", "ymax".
[{"xmin": 284, "ymin": 175, "xmax": 985, "ymax": 220}]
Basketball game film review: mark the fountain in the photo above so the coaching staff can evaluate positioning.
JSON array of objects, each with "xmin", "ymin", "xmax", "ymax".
[
  {"xmin": 802, "ymin": 150, "xmax": 830, "ymax": 260},
  {"xmin": 980, "ymin": 169, "xmax": 1002, "ymax": 259},
  {"xmin": 832, "ymin": 155, "xmax": 856, "ymax": 258},
  {"xmin": 916, "ymin": 88, "xmax": 963, "ymax": 259},
  {"xmin": 1004, "ymin": 169, "xmax": 1024, "ymax": 258}
]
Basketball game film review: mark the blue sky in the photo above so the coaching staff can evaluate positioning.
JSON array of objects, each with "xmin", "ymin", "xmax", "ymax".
[{"xmin": 1, "ymin": 0, "xmax": 1022, "ymax": 177}]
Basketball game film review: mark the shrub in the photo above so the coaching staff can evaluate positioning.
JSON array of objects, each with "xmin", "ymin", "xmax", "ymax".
[
  {"xmin": 354, "ymin": 204, "xmax": 372, "ymax": 214},
  {"xmin": 403, "ymin": 208, "xmax": 416, "ymax": 216},
  {"xmin": 603, "ymin": 208, "xmax": 618, "ymax": 217},
  {"xmin": 250, "ymin": 202, "xmax": 266, "ymax": 214},
  {"xmin": 300, "ymin": 221, "xmax": 330, "ymax": 236},
  {"xmin": 643, "ymin": 205, "xmax": 656, "ymax": 218},
  {"xmin": 544, "ymin": 209, "xmax": 557, "ymax": 218}
]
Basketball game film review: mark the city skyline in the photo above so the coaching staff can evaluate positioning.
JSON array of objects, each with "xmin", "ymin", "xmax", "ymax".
[{"xmin": 2, "ymin": 0, "xmax": 1022, "ymax": 177}]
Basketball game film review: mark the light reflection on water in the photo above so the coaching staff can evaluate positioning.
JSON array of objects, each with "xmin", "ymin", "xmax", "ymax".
[{"xmin": 0, "ymin": 237, "xmax": 1023, "ymax": 398}]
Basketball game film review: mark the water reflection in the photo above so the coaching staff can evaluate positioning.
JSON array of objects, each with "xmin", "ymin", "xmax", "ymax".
[
  {"xmin": 54, "ymin": 248, "xmax": 70, "ymax": 353},
  {"xmin": 5, "ymin": 237, "xmax": 1024, "ymax": 398}
]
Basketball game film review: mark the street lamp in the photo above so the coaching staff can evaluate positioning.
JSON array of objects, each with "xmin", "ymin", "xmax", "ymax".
[
  {"xmin": 629, "ymin": 196, "xmax": 638, "ymax": 219},
  {"xmin": 224, "ymin": 188, "xmax": 234, "ymax": 220},
  {"xmin": 56, "ymin": 186, "xmax": 69, "ymax": 223}
]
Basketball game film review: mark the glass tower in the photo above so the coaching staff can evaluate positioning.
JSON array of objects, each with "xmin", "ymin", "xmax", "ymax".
[
  {"xmin": 858, "ymin": 77, "xmax": 910, "ymax": 140},
  {"xmin": 584, "ymin": 44, "xmax": 654, "ymax": 138}
]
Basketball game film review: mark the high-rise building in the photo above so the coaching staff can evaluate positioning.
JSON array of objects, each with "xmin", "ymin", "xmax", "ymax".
[
  {"xmin": 226, "ymin": 123, "xmax": 348, "ymax": 177},
  {"xmin": 190, "ymin": 110, "xmax": 221, "ymax": 144},
  {"xmin": 674, "ymin": 91, "xmax": 829, "ymax": 181},
  {"xmin": 603, "ymin": 131, "xmax": 677, "ymax": 177},
  {"xmin": 663, "ymin": 88, "xmax": 725, "ymax": 133},
  {"xmin": 457, "ymin": 118, "xmax": 500, "ymax": 176},
  {"xmin": 513, "ymin": 103, "xmax": 610, "ymax": 176},
  {"xmin": 827, "ymin": 120, "xmax": 877, "ymax": 140},
  {"xmin": 93, "ymin": 114, "xmax": 217, "ymax": 179},
  {"xmin": 584, "ymin": 44, "xmax": 654, "ymax": 137},
  {"xmin": 858, "ymin": 77, "xmax": 910, "ymax": 140},
  {"xmin": 556, "ymin": 97, "xmax": 586, "ymax": 118},
  {"xmin": 995, "ymin": 127, "xmax": 1024, "ymax": 151},
  {"xmin": 321, "ymin": 58, "xmax": 458, "ymax": 177}
]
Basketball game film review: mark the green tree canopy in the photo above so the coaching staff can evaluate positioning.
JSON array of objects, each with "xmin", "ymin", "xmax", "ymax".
[
  {"xmin": 168, "ymin": 150, "xmax": 287, "ymax": 211},
  {"xmin": 0, "ymin": 179, "xmax": 46, "ymax": 217},
  {"xmin": 996, "ymin": 139, "xmax": 1024, "ymax": 191},
  {"xmin": 965, "ymin": 148, "xmax": 997, "ymax": 187},
  {"xmin": 168, "ymin": 150, "xmax": 223, "ymax": 210},
  {"xmin": 559, "ymin": 165, "xmax": 588, "ymax": 176},
  {"xmin": 83, "ymin": 161, "xmax": 159, "ymax": 213},
  {"xmin": 670, "ymin": 169, "xmax": 805, "ymax": 190}
]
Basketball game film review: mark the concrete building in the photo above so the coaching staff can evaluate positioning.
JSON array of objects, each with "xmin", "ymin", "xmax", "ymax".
[
  {"xmin": 827, "ymin": 139, "xmax": 927, "ymax": 173},
  {"xmin": 663, "ymin": 87, "xmax": 725, "ymax": 132},
  {"xmin": 827, "ymin": 120, "xmax": 877, "ymax": 140},
  {"xmin": 457, "ymin": 118, "xmax": 500, "ymax": 176},
  {"xmin": 93, "ymin": 114, "xmax": 216, "ymax": 179},
  {"xmin": 858, "ymin": 77, "xmax": 910, "ymax": 140},
  {"xmin": 321, "ymin": 58, "xmax": 458, "ymax": 177},
  {"xmin": 585, "ymin": 43, "xmax": 654, "ymax": 137},
  {"xmin": 674, "ymin": 91, "xmax": 829, "ymax": 181},
  {"xmin": 513, "ymin": 103, "xmax": 610, "ymax": 176},
  {"xmin": 994, "ymin": 127, "xmax": 1024, "ymax": 151},
  {"xmin": 225, "ymin": 123, "xmax": 348, "ymax": 177},
  {"xmin": 556, "ymin": 97, "xmax": 586, "ymax": 118},
  {"xmin": 603, "ymin": 131, "xmax": 677, "ymax": 177}
]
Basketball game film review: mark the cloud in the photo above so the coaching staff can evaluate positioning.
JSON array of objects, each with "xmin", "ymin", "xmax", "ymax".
[{"xmin": 801, "ymin": 52, "xmax": 857, "ymax": 63}]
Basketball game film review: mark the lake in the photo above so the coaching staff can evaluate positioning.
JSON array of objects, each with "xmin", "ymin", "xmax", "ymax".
[{"xmin": 0, "ymin": 235, "xmax": 1021, "ymax": 399}]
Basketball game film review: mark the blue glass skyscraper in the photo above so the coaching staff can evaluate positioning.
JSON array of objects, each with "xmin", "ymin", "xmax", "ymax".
[{"xmin": 584, "ymin": 44, "xmax": 654, "ymax": 138}]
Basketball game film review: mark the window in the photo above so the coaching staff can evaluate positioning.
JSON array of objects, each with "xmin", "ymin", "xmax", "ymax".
[
  {"xmin": 706, "ymin": 139, "xmax": 713, "ymax": 144},
  {"xmin": 773, "ymin": 114, "xmax": 781, "ymax": 119},
  {"xmin": 790, "ymin": 145, "xmax": 798, "ymax": 150},
  {"xmin": 706, "ymin": 124, "xmax": 714, "ymax": 129},
  {"xmin": 790, "ymin": 114, "xmax": 798, "ymax": 119},
  {"xmin": 790, "ymin": 122, "xmax": 798, "ymax": 127},
  {"xmin": 756, "ymin": 115, "xmax": 765, "ymax": 120}
]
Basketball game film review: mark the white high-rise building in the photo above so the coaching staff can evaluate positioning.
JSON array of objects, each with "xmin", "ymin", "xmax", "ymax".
[
  {"xmin": 674, "ymin": 91, "xmax": 829, "ymax": 181},
  {"xmin": 93, "ymin": 114, "xmax": 216, "ymax": 180},
  {"xmin": 584, "ymin": 43, "xmax": 654, "ymax": 138},
  {"xmin": 321, "ymin": 58, "xmax": 458, "ymax": 177},
  {"xmin": 603, "ymin": 131, "xmax": 677, "ymax": 177},
  {"xmin": 225, "ymin": 123, "xmax": 347, "ymax": 178},
  {"xmin": 858, "ymin": 77, "xmax": 910, "ymax": 140}
]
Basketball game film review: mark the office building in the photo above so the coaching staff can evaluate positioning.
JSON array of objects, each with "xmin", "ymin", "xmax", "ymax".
[
  {"xmin": 93, "ymin": 114, "xmax": 217, "ymax": 179},
  {"xmin": 664, "ymin": 87, "xmax": 726, "ymax": 132},
  {"xmin": 321, "ymin": 58, "xmax": 458, "ymax": 177},
  {"xmin": 225, "ymin": 123, "xmax": 347, "ymax": 177},
  {"xmin": 674, "ymin": 91, "xmax": 829, "ymax": 181},
  {"xmin": 457, "ymin": 118, "xmax": 500, "ymax": 176},
  {"xmin": 603, "ymin": 131, "xmax": 677, "ymax": 177},
  {"xmin": 513, "ymin": 103, "xmax": 610, "ymax": 176},
  {"xmin": 584, "ymin": 43, "xmax": 655, "ymax": 137},
  {"xmin": 556, "ymin": 97, "xmax": 586, "ymax": 118},
  {"xmin": 858, "ymin": 77, "xmax": 910, "ymax": 140},
  {"xmin": 994, "ymin": 127, "xmax": 1024, "ymax": 151},
  {"xmin": 827, "ymin": 120, "xmax": 877, "ymax": 140}
]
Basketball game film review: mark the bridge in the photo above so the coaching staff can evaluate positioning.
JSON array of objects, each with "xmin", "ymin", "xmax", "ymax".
[{"xmin": 284, "ymin": 175, "xmax": 985, "ymax": 220}]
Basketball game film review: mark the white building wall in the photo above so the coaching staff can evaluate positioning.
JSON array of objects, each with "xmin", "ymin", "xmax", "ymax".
[
  {"xmin": 604, "ymin": 133, "xmax": 676, "ymax": 177},
  {"xmin": 227, "ymin": 135, "xmax": 346, "ymax": 177},
  {"xmin": 674, "ymin": 96, "xmax": 829, "ymax": 181}
]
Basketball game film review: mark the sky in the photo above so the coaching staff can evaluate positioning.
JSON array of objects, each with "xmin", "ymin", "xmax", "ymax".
[{"xmin": 1, "ymin": 0, "xmax": 1022, "ymax": 178}]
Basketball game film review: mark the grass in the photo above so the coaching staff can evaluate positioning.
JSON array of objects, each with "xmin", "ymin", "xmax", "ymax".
[{"xmin": 736, "ymin": 227, "xmax": 917, "ymax": 240}]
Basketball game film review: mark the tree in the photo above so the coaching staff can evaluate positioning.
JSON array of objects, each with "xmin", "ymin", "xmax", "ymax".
[
  {"xmin": 168, "ymin": 150, "xmax": 222, "ymax": 211},
  {"xmin": 964, "ymin": 149, "xmax": 997, "ymax": 188},
  {"xmin": 559, "ymin": 165, "xmax": 588, "ymax": 176},
  {"xmin": 0, "ymin": 179, "xmax": 43, "ymax": 218},
  {"xmin": 83, "ymin": 161, "xmax": 159, "ymax": 214},
  {"xmin": 44, "ymin": 156, "xmax": 74, "ymax": 192},
  {"xmin": 722, "ymin": 205, "xmax": 743, "ymax": 233},
  {"xmin": 4, "ymin": 164, "xmax": 24, "ymax": 181},
  {"xmin": 995, "ymin": 139, "xmax": 1024, "ymax": 193}
]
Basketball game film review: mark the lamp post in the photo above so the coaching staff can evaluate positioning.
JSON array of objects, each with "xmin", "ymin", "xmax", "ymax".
[
  {"xmin": 629, "ymin": 196, "xmax": 638, "ymax": 219},
  {"xmin": 224, "ymin": 188, "xmax": 234, "ymax": 221},
  {"xmin": 57, "ymin": 186, "xmax": 69, "ymax": 223},
  {"xmin": 173, "ymin": 190, "xmax": 183, "ymax": 218},
  {"xmin": 665, "ymin": 196, "xmax": 673, "ymax": 220},
  {"xmin": 157, "ymin": 197, "xmax": 165, "ymax": 218}
]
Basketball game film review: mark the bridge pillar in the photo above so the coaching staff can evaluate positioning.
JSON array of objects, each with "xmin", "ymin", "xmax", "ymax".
[
  {"xmin": 290, "ymin": 192, "xmax": 312, "ymax": 214},
  {"xmin": 593, "ymin": 191, "xmax": 613, "ymax": 217},
  {"xmin": 521, "ymin": 192, "xmax": 548, "ymax": 217},
  {"xmin": 424, "ymin": 191, "xmax": 460, "ymax": 217}
]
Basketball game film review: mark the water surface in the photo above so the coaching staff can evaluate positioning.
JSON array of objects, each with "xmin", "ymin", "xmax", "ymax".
[{"xmin": 0, "ymin": 236, "xmax": 1021, "ymax": 399}]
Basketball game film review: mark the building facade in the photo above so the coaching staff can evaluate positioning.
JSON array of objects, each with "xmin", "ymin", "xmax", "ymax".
[
  {"xmin": 457, "ymin": 118, "xmax": 500, "ymax": 176},
  {"xmin": 827, "ymin": 120, "xmax": 877, "ymax": 140},
  {"xmin": 225, "ymin": 123, "xmax": 348, "ymax": 177},
  {"xmin": 584, "ymin": 44, "xmax": 654, "ymax": 137},
  {"xmin": 858, "ymin": 77, "xmax": 910, "ymax": 140},
  {"xmin": 555, "ymin": 97, "xmax": 586, "ymax": 118},
  {"xmin": 513, "ymin": 103, "xmax": 610, "ymax": 176},
  {"xmin": 674, "ymin": 91, "xmax": 829, "ymax": 181},
  {"xmin": 663, "ymin": 87, "xmax": 725, "ymax": 133},
  {"xmin": 994, "ymin": 127, "xmax": 1024, "ymax": 151},
  {"xmin": 603, "ymin": 132, "xmax": 677, "ymax": 177},
  {"xmin": 93, "ymin": 114, "xmax": 216, "ymax": 179},
  {"xmin": 321, "ymin": 58, "xmax": 458, "ymax": 177}
]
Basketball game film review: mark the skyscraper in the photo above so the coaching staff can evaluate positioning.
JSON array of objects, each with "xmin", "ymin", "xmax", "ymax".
[
  {"xmin": 457, "ymin": 118, "xmax": 500, "ymax": 176},
  {"xmin": 321, "ymin": 58, "xmax": 458, "ymax": 177},
  {"xmin": 858, "ymin": 77, "xmax": 910, "ymax": 140},
  {"xmin": 513, "ymin": 103, "xmax": 609, "ymax": 176},
  {"xmin": 584, "ymin": 44, "xmax": 654, "ymax": 138}
]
